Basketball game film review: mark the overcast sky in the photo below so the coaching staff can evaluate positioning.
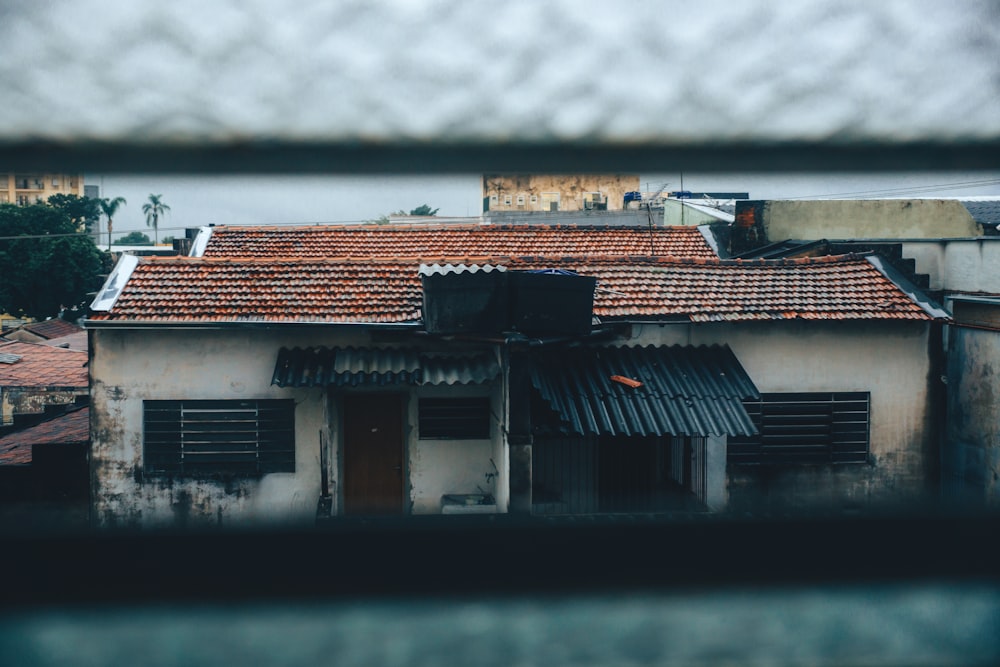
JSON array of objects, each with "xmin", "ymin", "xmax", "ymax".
[{"xmin": 87, "ymin": 171, "xmax": 1000, "ymax": 239}]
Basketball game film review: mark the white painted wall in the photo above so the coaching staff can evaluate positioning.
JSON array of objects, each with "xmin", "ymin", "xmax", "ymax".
[
  {"xmin": 902, "ymin": 239, "xmax": 1000, "ymax": 294},
  {"xmin": 662, "ymin": 200, "xmax": 732, "ymax": 226},
  {"xmin": 407, "ymin": 384, "xmax": 503, "ymax": 515},
  {"xmin": 90, "ymin": 327, "xmax": 504, "ymax": 527}
]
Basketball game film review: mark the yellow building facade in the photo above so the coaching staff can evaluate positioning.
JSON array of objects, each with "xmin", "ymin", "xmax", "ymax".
[
  {"xmin": 483, "ymin": 174, "xmax": 640, "ymax": 213},
  {"xmin": 0, "ymin": 173, "xmax": 84, "ymax": 205}
]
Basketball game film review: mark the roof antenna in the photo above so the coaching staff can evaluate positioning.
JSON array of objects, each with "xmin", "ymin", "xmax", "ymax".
[{"xmin": 645, "ymin": 181, "xmax": 669, "ymax": 255}]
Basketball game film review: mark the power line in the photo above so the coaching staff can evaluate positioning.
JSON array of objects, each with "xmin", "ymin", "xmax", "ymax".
[
  {"xmin": 785, "ymin": 178, "xmax": 1000, "ymax": 200},
  {"xmin": 0, "ymin": 218, "xmax": 393, "ymax": 242}
]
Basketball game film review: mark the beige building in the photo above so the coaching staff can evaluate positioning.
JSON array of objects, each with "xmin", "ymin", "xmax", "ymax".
[
  {"xmin": 483, "ymin": 174, "xmax": 640, "ymax": 213},
  {"xmin": 0, "ymin": 173, "xmax": 84, "ymax": 205}
]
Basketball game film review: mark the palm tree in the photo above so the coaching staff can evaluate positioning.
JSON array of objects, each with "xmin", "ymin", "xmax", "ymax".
[
  {"xmin": 98, "ymin": 196, "xmax": 127, "ymax": 251},
  {"xmin": 142, "ymin": 194, "xmax": 171, "ymax": 245}
]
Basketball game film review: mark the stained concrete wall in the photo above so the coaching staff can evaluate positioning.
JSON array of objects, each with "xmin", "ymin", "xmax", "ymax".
[
  {"xmin": 943, "ymin": 318, "xmax": 1000, "ymax": 506},
  {"xmin": 90, "ymin": 327, "xmax": 504, "ymax": 527},
  {"xmin": 406, "ymin": 384, "xmax": 504, "ymax": 514},
  {"xmin": 630, "ymin": 320, "xmax": 938, "ymax": 512},
  {"xmin": 758, "ymin": 199, "xmax": 981, "ymax": 242},
  {"xmin": 1, "ymin": 387, "xmax": 86, "ymax": 426}
]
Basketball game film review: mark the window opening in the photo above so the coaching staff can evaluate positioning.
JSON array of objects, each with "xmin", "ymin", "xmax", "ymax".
[
  {"xmin": 728, "ymin": 392, "xmax": 870, "ymax": 465},
  {"xmin": 143, "ymin": 399, "xmax": 296, "ymax": 476},
  {"xmin": 418, "ymin": 397, "xmax": 490, "ymax": 439}
]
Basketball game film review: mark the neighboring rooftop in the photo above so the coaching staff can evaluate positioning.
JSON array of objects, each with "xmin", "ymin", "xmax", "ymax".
[
  {"xmin": 961, "ymin": 200, "xmax": 1000, "ymax": 233},
  {"xmin": 88, "ymin": 254, "xmax": 940, "ymax": 325},
  {"xmin": 0, "ymin": 406, "xmax": 89, "ymax": 466},
  {"xmin": 1, "ymin": 319, "xmax": 83, "ymax": 345},
  {"xmin": 196, "ymin": 224, "xmax": 718, "ymax": 260},
  {"xmin": 39, "ymin": 331, "xmax": 88, "ymax": 352},
  {"xmin": 20, "ymin": 319, "xmax": 82, "ymax": 340},
  {"xmin": 0, "ymin": 341, "xmax": 88, "ymax": 387}
]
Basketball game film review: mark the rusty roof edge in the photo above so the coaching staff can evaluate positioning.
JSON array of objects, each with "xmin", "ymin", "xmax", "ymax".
[
  {"xmin": 110, "ymin": 253, "xmax": 868, "ymax": 268},
  {"xmin": 864, "ymin": 255, "xmax": 951, "ymax": 320},
  {"xmin": 82, "ymin": 319, "xmax": 423, "ymax": 330},
  {"xmin": 206, "ymin": 223, "xmax": 703, "ymax": 233}
]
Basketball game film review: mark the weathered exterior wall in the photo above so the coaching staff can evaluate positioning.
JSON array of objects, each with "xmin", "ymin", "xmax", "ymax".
[
  {"xmin": 90, "ymin": 327, "xmax": 506, "ymax": 527},
  {"xmin": 758, "ymin": 199, "xmax": 981, "ymax": 242},
  {"xmin": 705, "ymin": 435, "xmax": 727, "ymax": 511},
  {"xmin": 943, "ymin": 315, "xmax": 1000, "ymax": 506},
  {"xmin": 90, "ymin": 328, "xmax": 333, "ymax": 528},
  {"xmin": 407, "ymin": 384, "xmax": 502, "ymax": 514},
  {"xmin": 483, "ymin": 209, "xmax": 661, "ymax": 227},
  {"xmin": 630, "ymin": 320, "xmax": 937, "ymax": 511},
  {"xmin": 901, "ymin": 239, "xmax": 1000, "ymax": 293},
  {"xmin": 482, "ymin": 175, "xmax": 639, "ymax": 212}
]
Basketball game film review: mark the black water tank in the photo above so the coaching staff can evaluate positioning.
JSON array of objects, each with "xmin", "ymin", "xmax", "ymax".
[
  {"xmin": 508, "ymin": 271, "xmax": 596, "ymax": 336},
  {"xmin": 421, "ymin": 270, "xmax": 508, "ymax": 334}
]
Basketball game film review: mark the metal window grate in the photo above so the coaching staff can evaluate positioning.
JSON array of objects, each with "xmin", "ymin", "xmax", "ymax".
[
  {"xmin": 418, "ymin": 397, "xmax": 490, "ymax": 439},
  {"xmin": 143, "ymin": 399, "xmax": 295, "ymax": 476},
  {"xmin": 728, "ymin": 392, "xmax": 870, "ymax": 465}
]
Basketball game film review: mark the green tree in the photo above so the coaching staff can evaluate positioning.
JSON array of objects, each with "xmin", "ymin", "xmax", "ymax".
[
  {"xmin": 0, "ymin": 202, "xmax": 109, "ymax": 319},
  {"xmin": 367, "ymin": 209, "xmax": 422, "ymax": 224},
  {"xmin": 142, "ymin": 194, "xmax": 170, "ymax": 244},
  {"xmin": 98, "ymin": 196, "xmax": 127, "ymax": 250},
  {"xmin": 409, "ymin": 204, "xmax": 439, "ymax": 216},
  {"xmin": 115, "ymin": 231, "xmax": 152, "ymax": 245},
  {"xmin": 46, "ymin": 194, "xmax": 102, "ymax": 234}
]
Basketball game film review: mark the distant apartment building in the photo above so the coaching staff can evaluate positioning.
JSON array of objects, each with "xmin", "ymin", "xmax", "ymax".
[
  {"xmin": 483, "ymin": 174, "xmax": 640, "ymax": 213},
  {"xmin": 0, "ymin": 173, "xmax": 84, "ymax": 205}
]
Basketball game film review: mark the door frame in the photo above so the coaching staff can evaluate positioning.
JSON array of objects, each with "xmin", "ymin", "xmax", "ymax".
[{"xmin": 336, "ymin": 391, "xmax": 408, "ymax": 516}]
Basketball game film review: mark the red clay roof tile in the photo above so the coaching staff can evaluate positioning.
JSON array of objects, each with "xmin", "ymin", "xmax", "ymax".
[
  {"xmin": 0, "ymin": 341, "xmax": 89, "ymax": 387},
  {"xmin": 0, "ymin": 407, "xmax": 89, "ymax": 465},
  {"xmin": 21, "ymin": 319, "xmax": 82, "ymax": 340},
  {"xmin": 200, "ymin": 224, "xmax": 718, "ymax": 260},
  {"xmin": 90, "ymin": 254, "xmax": 933, "ymax": 324}
]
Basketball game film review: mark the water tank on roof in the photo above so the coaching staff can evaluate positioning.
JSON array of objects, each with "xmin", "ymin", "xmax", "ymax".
[
  {"xmin": 508, "ymin": 270, "xmax": 596, "ymax": 336},
  {"xmin": 421, "ymin": 267, "xmax": 508, "ymax": 334}
]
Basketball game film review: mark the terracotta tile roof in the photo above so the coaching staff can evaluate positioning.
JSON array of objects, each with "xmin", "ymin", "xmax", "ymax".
[
  {"xmin": 0, "ymin": 341, "xmax": 89, "ymax": 387},
  {"xmin": 20, "ymin": 319, "xmax": 82, "ymax": 340},
  {"xmin": 200, "ymin": 224, "xmax": 718, "ymax": 260},
  {"xmin": 89, "ymin": 254, "xmax": 934, "ymax": 324},
  {"xmin": 40, "ymin": 331, "xmax": 88, "ymax": 351},
  {"xmin": 0, "ymin": 407, "xmax": 89, "ymax": 465}
]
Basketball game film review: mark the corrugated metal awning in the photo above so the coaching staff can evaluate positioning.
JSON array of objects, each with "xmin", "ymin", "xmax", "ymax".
[
  {"xmin": 529, "ymin": 345, "xmax": 759, "ymax": 437},
  {"xmin": 271, "ymin": 347, "xmax": 499, "ymax": 387}
]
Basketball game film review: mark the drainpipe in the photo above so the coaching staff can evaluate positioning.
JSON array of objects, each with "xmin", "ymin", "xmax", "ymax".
[{"xmin": 316, "ymin": 429, "xmax": 332, "ymax": 520}]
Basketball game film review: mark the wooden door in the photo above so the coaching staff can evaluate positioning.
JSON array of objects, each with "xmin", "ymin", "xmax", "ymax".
[{"xmin": 342, "ymin": 394, "xmax": 404, "ymax": 515}]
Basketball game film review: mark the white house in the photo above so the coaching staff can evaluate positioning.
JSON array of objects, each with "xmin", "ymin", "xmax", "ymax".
[{"xmin": 85, "ymin": 223, "xmax": 948, "ymax": 527}]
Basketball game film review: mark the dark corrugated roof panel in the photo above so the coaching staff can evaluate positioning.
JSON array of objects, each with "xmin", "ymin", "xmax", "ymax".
[
  {"xmin": 272, "ymin": 347, "xmax": 499, "ymax": 387},
  {"xmin": 530, "ymin": 345, "xmax": 759, "ymax": 438}
]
